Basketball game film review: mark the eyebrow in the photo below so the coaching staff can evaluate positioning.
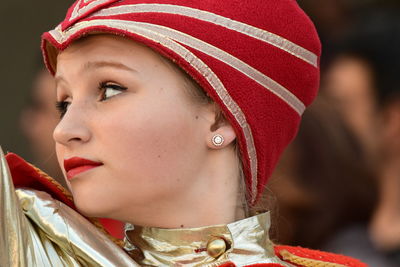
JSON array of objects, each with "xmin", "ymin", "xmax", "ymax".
[
  {"xmin": 83, "ymin": 60, "xmax": 137, "ymax": 72},
  {"xmin": 55, "ymin": 60, "xmax": 137, "ymax": 85}
]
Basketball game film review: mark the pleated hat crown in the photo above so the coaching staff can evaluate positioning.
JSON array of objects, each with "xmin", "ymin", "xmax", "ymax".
[{"xmin": 42, "ymin": 0, "xmax": 321, "ymax": 204}]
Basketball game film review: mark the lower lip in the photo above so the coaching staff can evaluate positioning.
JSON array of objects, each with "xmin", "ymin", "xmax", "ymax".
[{"xmin": 66, "ymin": 165, "xmax": 101, "ymax": 180}]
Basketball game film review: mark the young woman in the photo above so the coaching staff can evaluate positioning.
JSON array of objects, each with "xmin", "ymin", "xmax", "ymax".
[{"xmin": 1, "ymin": 0, "xmax": 366, "ymax": 266}]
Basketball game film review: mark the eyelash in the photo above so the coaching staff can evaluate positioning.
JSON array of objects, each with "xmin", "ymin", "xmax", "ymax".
[
  {"xmin": 55, "ymin": 101, "xmax": 70, "ymax": 118},
  {"xmin": 55, "ymin": 81, "xmax": 128, "ymax": 118}
]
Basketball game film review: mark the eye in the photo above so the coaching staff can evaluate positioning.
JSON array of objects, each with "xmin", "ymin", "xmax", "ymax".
[
  {"xmin": 99, "ymin": 81, "xmax": 127, "ymax": 101},
  {"xmin": 55, "ymin": 101, "xmax": 71, "ymax": 119}
]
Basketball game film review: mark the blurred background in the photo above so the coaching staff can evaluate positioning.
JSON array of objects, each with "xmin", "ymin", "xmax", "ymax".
[
  {"xmin": 0, "ymin": 0, "xmax": 73, "ymax": 181},
  {"xmin": 268, "ymin": 1, "xmax": 400, "ymax": 266},
  {"xmin": 0, "ymin": 0, "xmax": 399, "ymax": 266}
]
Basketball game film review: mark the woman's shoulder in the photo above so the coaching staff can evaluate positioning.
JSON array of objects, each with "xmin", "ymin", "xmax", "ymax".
[
  {"xmin": 273, "ymin": 245, "xmax": 367, "ymax": 267},
  {"xmin": 5, "ymin": 152, "xmax": 125, "ymax": 239},
  {"xmin": 218, "ymin": 245, "xmax": 367, "ymax": 267},
  {"xmin": 1, "ymin": 149, "xmax": 137, "ymax": 266},
  {"xmin": 5, "ymin": 152, "xmax": 75, "ymax": 207}
]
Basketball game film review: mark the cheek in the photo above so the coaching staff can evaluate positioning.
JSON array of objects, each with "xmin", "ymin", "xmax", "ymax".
[
  {"xmin": 55, "ymin": 143, "xmax": 73, "ymax": 189},
  {"xmin": 96, "ymin": 96, "xmax": 204, "ymax": 192},
  {"xmin": 55, "ymin": 143, "xmax": 64, "ymax": 169}
]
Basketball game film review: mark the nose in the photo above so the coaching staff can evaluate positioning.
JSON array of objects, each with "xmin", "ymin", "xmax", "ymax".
[{"xmin": 53, "ymin": 102, "xmax": 91, "ymax": 146}]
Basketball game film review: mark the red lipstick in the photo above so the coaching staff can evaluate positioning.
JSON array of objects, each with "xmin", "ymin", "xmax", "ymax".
[{"xmin": 64, "ymin": 157, "xmax": 103, "ymax": 180}]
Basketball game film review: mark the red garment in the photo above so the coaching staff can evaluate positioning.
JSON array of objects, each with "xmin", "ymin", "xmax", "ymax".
[
  {"xmin": 217, "ymin": 245, "xmax": 367, "ymax": 266},
  {"xmin": 273, "ymin": 245, "xmax": 367, "ymax": 267},
  {"xmin": 219, "ymin": 264, "xmax": 281, "ymax": 267}
]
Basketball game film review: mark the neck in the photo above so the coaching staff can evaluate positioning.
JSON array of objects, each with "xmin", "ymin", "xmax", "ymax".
[{"xmin": 124, "ymin": 146, "xmax": 244, "ymax": 229}]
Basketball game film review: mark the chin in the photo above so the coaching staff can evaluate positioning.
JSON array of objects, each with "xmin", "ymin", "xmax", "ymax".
[
  {"xmin": 73, "ymin": 197, "xmax": 106, "ymax": 218},
  {"xmin": 70, "ymin": 183, "xmax": 115, "ymax": 218}
]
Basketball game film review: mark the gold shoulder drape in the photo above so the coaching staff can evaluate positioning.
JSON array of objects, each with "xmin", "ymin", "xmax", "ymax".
[{"xmin": 0, "ymin": 148, "xmax": 138, "ymax": 267}]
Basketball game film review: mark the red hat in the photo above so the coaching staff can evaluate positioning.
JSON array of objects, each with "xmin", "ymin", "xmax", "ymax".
[{"xmin": 42, "ymin": 0, "xmax": 321, "ymax": 205}]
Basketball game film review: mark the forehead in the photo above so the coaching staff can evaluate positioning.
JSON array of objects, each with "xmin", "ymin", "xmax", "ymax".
[{"xmin": 55, "ymin": 34, "xmax": 164, "ymax": 72}]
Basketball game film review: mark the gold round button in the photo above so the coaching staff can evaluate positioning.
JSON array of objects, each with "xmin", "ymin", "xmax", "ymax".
[{"xmin": 206, "ymin": 238, "xmax": 227, "ymax": 258}]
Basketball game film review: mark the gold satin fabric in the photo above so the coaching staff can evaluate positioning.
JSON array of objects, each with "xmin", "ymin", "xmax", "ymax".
[
  {"xmin": 0, "ymin": 148, "xmax": 138, "ymax": 267},
  {"xmin": 125, "ymin": 213, "xmax": 294, "ymax": 267}
]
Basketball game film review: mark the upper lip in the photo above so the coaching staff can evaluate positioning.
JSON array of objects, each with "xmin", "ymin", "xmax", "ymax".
[{"xmin": 64, "ymin": 157, "xmax": 103, "ymax": 173}]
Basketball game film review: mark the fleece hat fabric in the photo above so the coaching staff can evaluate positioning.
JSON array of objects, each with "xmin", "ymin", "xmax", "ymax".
[{"xmin": 42, "ymin": 0, "xmax": 321, "ymax": 204}]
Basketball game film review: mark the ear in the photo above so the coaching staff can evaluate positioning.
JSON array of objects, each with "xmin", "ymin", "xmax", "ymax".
[{"xmin": 206, "ymin": 124, "xmax": 236, "ymax": 149}]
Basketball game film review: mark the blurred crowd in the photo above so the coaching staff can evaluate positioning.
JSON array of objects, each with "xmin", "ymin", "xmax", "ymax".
[
  {"xmin": 268, "ymin": 1, "xmax": 400, "ymax": 266},
  {"xmin": 19, "ymin": 0, "xmax": 400, "ymax": 266}
]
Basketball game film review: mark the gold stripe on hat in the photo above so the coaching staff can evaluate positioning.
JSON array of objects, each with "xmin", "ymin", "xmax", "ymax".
[
  {"xmin": 91, "ymin": 4, "xmax": 318, "ymax": 67},
  {"xmin": 70, "ymin": 0, "xmax": 113, "ymax": 23},
  {"xmin": 48, "ymin": 19, "xmax": 259, "ymax": 203},
  {"xmin": 49, "ymin": 25, "xmax": 63, "ymax": 41}
]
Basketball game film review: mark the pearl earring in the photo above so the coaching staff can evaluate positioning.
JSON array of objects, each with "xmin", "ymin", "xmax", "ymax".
[{"xmin": 212, "ymin": 134, "xmax": 225, "ymax": 147}]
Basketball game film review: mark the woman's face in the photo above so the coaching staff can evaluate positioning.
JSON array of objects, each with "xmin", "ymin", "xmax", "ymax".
[{"xmin": 54, "ymin": 35, "xmax": 214, "ymax": 222}]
